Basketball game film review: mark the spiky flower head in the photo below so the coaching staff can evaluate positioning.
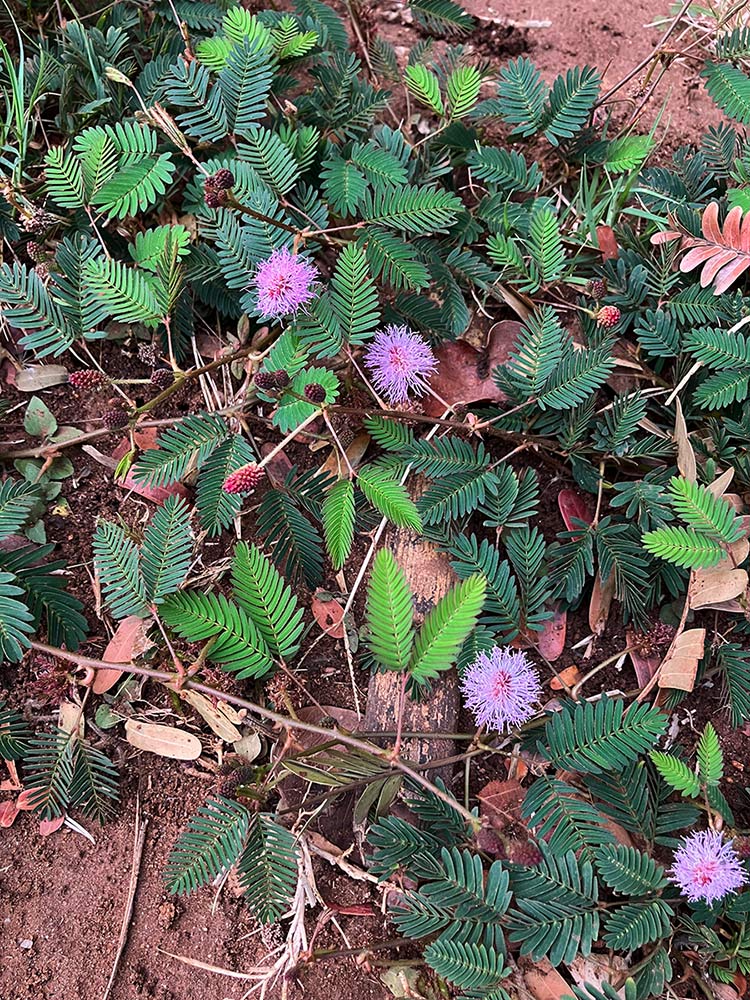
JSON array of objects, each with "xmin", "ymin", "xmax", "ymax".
[
  {"xmin": 26, "ymin": 241, "xmax": 47, "ymax": 264},
  {"xmin": 222, "ymin": 462, "xmax": 264, "ymax": 495},
  {"xmin": 272, "ymin": 369, "xmax": 290, "ymax": 387},
  {"xmin": 150, "ymin": 368, "xmax": 175, "ymax": 390},
  {"xmin": 68, "ymin": 370, "xmax": 111, "ymax": 392},
  {"xmin": 23, "ymin": 207, "xmax": 57, "ymax": 236},
  {"xmin": 210, "ymin": 168, "xmax": 235, "ymax": 191},
  {"xmin": 253, "ymin": 247, "xmax": 318, "ymax": 319},
  {"xmin": 254, "ymin": 370, "xmax": 277, "ymax": 391},
  {"xmin": 204, "ymin": 186, "xmax": 227, "ymax": 209},
  {"xmin": 671, "ymin": 830, "xmax": 748, "ymax": 905},
  {"xmin": 102, "ymin": 406, "xmax": 129, "ymax": 429},
  {"xmin": 460, "ymin": 646, "xmax": 542, "ymax": 732},
  {"xmin": 506, "ymin": 839, "xmax": 543, "ymax": 868},
  {"xmin": 138, "ymin": 343, "xmax": 158, "ymax": 367},
  {"xmin": 588, "ymin": 278, "xmax": 607, "ymax": 300},
  {"xmin": 364, "ymin": 325, "xmax": 438, "ymax": 405},
  {"xmin": 596, "ymin": 304, "xmax": 621, "ymax": 328},
  {"xmin": 304, "ymin": 382, "xmax": 326, "ymax": 404}
]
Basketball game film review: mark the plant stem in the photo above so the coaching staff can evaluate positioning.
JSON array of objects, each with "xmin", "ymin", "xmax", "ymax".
[{"xmin": 29, "ymin": 641, "xmax": 482, "ymax": 830}]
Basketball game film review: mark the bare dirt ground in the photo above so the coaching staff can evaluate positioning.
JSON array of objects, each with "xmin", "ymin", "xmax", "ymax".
[{"xmin": 0, "ymin": 2, "xmax": 727, "ymax": 999}]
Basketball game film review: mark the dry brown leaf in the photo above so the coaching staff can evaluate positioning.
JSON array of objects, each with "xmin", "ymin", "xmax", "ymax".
[
  {"xmin": 550, "ymin": 665, "xmax": 582, "ymax": 691},
  {"xmin": 0, "ymin": 800, "xmax": 19, "ymax": 827},
  {"xmin": 535, "ymin": 605, "xmax": 567, "ymax": 661},
  {"xmin": 14, "ymin": 365, "xmax": 69, "ymax": 391},
  {"xmin": 319, "ymin": 433, "xmax": 370, "ymax": 476},
  {"xmin": 311, "ymin": 591, "xmax": 346, "ymax": 639},
  {"xmin": 233, "ymin": 732, "xmax": 262, "ymax": 763},
  {"xmin": 627, "ymin": 629, "xmax": 660, "ymax": 688},
  {"xmin": 477, "ymin": 779, "xmax": 524, "ymax": 831},
  {"xmin": 690, "ymin": 567, "xmax": 748, "ymax": 610},
  {"xmin": 39, "ymin": 816, "xmax": 65, "ymax": 837},
  {"xmin": 58, "ymin": 701, "xmax": 83, "ymax": 737},
  {"xmin": 659, "ymin": 628, "xmax": 706, "ymax": 692},
  {"xmin": 94, "ymin": 615, "xmax": 154, "ymax": 694},
  {"xmin": 522, "ymin": 959, "xmax": 573, "ymax": 1000},
  {"xmin": 125, "ymin": 720, "xmax": 201, "ymax": 760},
  {"xmin": 707, "ymin": 467, "xmax": 735, "ymax": 498},
  {"xmin": 182, "ymin": 691, "xmax": 243, "ymax": 743},
  {"xmin": 423, "ymin": 321, "xmax": 520, "ymax": 416},
  {"xmin": 597, "ymin": 224, "xmax": 619, "ymax": 260},
  {"xmin": 674, "ymin": 398, "xmax": 696, "ymax": 482},
  {"xmin": 589, "ymin": 570, "xmax": 616, "ymax": 635}
]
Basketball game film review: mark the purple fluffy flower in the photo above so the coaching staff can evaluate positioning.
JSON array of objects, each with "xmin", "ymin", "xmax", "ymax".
[
  {"xmin": 364, "ymin": 325, "xmax": 438, "ymax": 404},
  {"xmin": 460, "ymin": 646, "xmax": 542, "ymax": 732},
  {"xmin": 253, "ymin": 247, "xmax": 318, "ymax": 318},
  {"xmin": 670, "ymin": 830, "xmax": 748, "ymax": 905}
]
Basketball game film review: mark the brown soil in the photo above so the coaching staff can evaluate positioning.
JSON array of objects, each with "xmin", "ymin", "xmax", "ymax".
[{"xmin": 0, "ymin": 3, "xmax": 733, "ymax": 1000}]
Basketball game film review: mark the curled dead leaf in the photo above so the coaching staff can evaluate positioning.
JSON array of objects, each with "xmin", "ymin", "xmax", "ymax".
[
  {"xmin": 94, "ymin": 615, "xmax": 154, "ymax": 694},
  {"xmin": 182, "ymin": 690, "xmax": 243, "ymax": 743},
  {"xmin": 659, "ymin": 628, "xmax": 706, "ymax": 692}
]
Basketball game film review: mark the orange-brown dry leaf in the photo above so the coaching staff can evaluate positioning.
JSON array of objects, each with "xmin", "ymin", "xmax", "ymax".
[
  {"xmin": 536, "ymin": 605, "xmax": 567, "ymax": 661},
  {"xmin": 522, "ymin": 959, "xmax": 572, "ymax": 1000},
  {"xmin": 94, "ymin": 615, "xmax": 154, "ymax": 694},
  {"xmin": 311, "ymin": 591, "xmax": 346, "ymax": 639},
  {"xmin": 550, "ymin": 665, "xmax": 582, "ymax": 691},
  {"xmin": 659, "ymin": 628, "xmax": 706, "ymax": 692},
  {"xmin": 477, "ymin": 778, "xmax": 524, "ymax": 832},
  {"xmin": 589, "ymin": 570, "xmax": 615, "ymax": 635}
]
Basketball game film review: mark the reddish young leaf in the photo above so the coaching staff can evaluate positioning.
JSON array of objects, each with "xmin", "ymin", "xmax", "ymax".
[
  {"xmin": 39, "ymin": 816, "xmax": 65, "ymax": 836},
  {"xmin": 0, "ymin": 799, "xmax": 19, "ymax": 827},
  {"xmin": 558, "ymin": 489, "xmax": 593, "ymax": 536}
]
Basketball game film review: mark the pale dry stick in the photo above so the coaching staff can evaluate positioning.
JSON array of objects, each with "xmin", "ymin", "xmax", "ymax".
[
  {"xmin": 666, "ymin": 314, "xmax": 750, "ymax": 407},
  {"xmin": 102, "ymin": 797, "xmax": 148, "ymax": 1000},
  {"xmin": 593, "ymin": 0, "xmax": 695, "ymax": 109},
  {"xmin": 30, "ymin": 641, "xmax": 481, "ymax": 828}
]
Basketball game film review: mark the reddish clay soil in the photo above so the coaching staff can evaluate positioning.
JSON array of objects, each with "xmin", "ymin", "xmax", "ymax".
[
  {"xmin": 462, "ymin": 0, "xmax": 721, "ymax": 148},
  {"xmin": 0, "ymin": 3, "xmax": 729, "ymax": 999}
]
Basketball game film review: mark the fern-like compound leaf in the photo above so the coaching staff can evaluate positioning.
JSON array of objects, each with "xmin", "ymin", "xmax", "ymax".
[
  {"xmin": 366, "ymin": 549, "xmax": 415, "ymax": 673},
  {"xmin": 140, "ymin": 495, "xmax": 193, "ymax": 604},
  {"xmin": 166, "ymin": 796, "xmax": 251, "ymax": 895},
  {"xmin": 93, "ymin": 521, "xmax": 150, "ymax": 620},
  {"xmin": 540, "ymin": 696, "xmax": 667, "ymax": 775},
  {"xmin": 408, "ymin": 574, "xmax": 486, "ymax": 683},
  {"xmin": 161, "ymin": 591, "xmax": 274, "ymax": 678},
  {"xmin": 593, "ymin": 845, "xmax": 668, "ymax": 896},
  {"xmin": 322, "ymin": 478, "xmax": 356, "ymax": 570},
  {"xmin": 231, "ymin": 542, "xmax": 304, "ymax": 660},
  {"xmin": 237, "ymin": 812, "xmax": 299, "ymax": 923},
  {"xmin": 358, "ymin": 464, "xmax": 422, "ymax": 532}
]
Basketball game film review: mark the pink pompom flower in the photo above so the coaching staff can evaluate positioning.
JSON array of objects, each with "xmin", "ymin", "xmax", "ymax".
[
  {"xmin": 460, "ymin": 646, "xmax": 542, "ymax": 732},
  {"xmin": 364, "ymin": 325, "xmax": 438, "ymax": 405},
  {"xmin": 670, "ymin": 830, "xmax": 748, "ymax": 905},
  {"xmin": 222, "ymin": 463, "xmax": 264, "ymax": 495},
  {"xmin": 252, "ymin": 247, "xmax": 318, "ymax": 318}
]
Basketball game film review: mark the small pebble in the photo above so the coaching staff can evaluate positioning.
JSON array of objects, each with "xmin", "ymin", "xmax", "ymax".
[{"xmin": 19, "ymin": 939, "xmax": 33, "ymax": 950}]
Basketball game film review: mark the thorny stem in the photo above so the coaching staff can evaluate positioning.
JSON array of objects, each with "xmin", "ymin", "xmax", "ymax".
[
  {"xmin": 29, "ymin": 641, "xmax": 482, "ymax": 830},
  {"xmin": 0, "ymin": 415, "xmax": 213, "ymax": 461},
  {"xmin": 593, "ymin": 0, "xmax": 694, "ymax": 108}
]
